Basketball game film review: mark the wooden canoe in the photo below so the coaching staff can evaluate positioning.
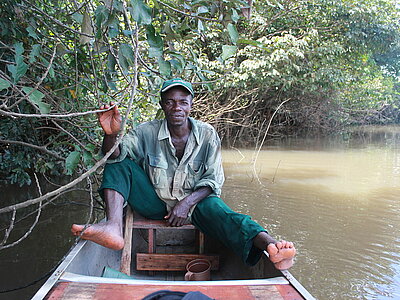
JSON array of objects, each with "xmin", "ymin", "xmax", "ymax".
[{"xmin": 32, "ymin": 212, "xmax": 315, "ymax": 300}]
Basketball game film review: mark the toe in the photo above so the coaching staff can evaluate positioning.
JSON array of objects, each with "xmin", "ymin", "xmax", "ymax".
[
  {"xmin": 276, "ymin": 241, "xmax": 283, "ymax": 249},
  {"xmin": 267, "ymin": 243, "xmax": 279, "ymax": 256}
]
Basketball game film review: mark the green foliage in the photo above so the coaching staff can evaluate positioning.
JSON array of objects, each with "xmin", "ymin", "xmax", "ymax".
[
  {"xmin": 0, "ymin": 0, "xmax": 399, "ymax": 185},
  {"xmin": 130, "ymin": 0, "xmax": 152, "ymax": 25},
  {"xmin": 21, "ymin": 87, "xmax": 50, "ymax": 114},
  {"xmin": 0, "ymin": 0, "xmax": 248, "ymax": 185},
  {"xmin": 227, "ymin": 23, "xmax": 239, "ymax": 44},
  {"xmin": 65, "ymin": 151, "xmax": 81, "ymax": 175},
  {"xmin": 8, "ymin": 43, "xmax": 28, "ymax": 84},
  {"xmin": 0, "ymin": 150, "xmax": 32, "ymax": 186},
  {"xmin": 194, "ymin": 0, "xmax": 399, "ymax": 138},
  {"xmin": 147, "ymin": 25, "xmax": 164, "ymax": 58},
  {"xmin": 221, "ymin": 45, "xmax": 237, "ymax": 61},
  {"xmin": 0, "ymin": 79, "xmax": 11, "ymax": 91}
]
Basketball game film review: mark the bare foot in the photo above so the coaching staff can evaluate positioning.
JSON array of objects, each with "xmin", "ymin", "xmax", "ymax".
[
  {"xmin": 71, "ymin": 221, "xmax": 124, "ymax": 250},
  {"xmin": 267, "ymin": 240, "xmax": 296, "ymax": 270},
  {"xmin": 274, "ymin": 258, "xmax": 294, "ymax": 270}
]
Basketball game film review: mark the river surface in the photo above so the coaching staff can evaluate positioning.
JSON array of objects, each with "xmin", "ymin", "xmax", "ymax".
[
  {"xmin": 222, "ymin": 126, "xmax": 400, "ymax": 300},
  {"xmin": 0, "ymin": 125, "xmax": 399, "ymax": 299}
]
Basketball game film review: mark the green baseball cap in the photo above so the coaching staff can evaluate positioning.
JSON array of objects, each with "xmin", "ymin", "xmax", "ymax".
[{"xmin": 160, "ymin": 78, "xmax": 194, "ymax": 97}]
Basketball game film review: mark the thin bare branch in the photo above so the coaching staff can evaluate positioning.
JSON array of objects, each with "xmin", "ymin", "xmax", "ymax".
[
  {"xmin": 25, "ymin": 44, "xmax": 58, "ymax": 109},
  {"xmin": 251, "ymin": 98, "xmax": 291, "ymax": 184},
  {"xmin": 0, "ymin": 139, "xmax": 64, "ymax": 160},
  {"xmin": 0, "ymin": 209, "xmax": 16, "ymax": 246},
  {"xmin": 51, "ymin": 120, "xmax": 88, "ymax": 152},
  {"xmin": 20, "ymin": 0, "xmax": 94, "ymax": 38},
  {"xmin": 157, "ymin": 0, "xmax": 222, "ymax": 23},
  {"xmin": 0, "ymin": 136, "xmax": 121, "ymax": 214},
  {"xmin": 75, "ymin": 176, "xmax": 97, "ymax": 240},
  {"xmin": 0, "ymin": 104, "xmax": 118, "ymax": 119},
  {"xmin": 0, "ymin": 174, "xmax": 43, "ymax": 250}
]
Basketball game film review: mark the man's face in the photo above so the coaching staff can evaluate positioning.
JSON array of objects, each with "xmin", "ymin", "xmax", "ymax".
[{"xmin": 160, "ymin": 87, "xmax": 193, "ymax": 127}]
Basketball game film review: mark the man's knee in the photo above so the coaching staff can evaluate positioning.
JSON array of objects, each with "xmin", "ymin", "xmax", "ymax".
[
  {"xmin": 104, "ymin": 157, "xmax": 133, "ymax": 173},
  {"xmin": 195, "ymin": 196, "xmax": 231, "ymax": 217},
  {"xmin": 196, "ymin": 196, "xmax": 216, "ymax": 210}
]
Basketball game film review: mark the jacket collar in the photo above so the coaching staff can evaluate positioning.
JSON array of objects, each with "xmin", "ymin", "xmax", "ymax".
[{"xmin": 158, "ymin": 117, "xmax": 200, "ymax": 145}]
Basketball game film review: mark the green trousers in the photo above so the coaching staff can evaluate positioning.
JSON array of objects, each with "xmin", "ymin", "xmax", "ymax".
[{"xmin": 99, "ymin": 158, "xmax": 266, "ymax": 266}]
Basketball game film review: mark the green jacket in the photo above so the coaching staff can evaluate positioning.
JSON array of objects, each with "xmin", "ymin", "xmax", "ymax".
[{"xmin": 108, "ymin": 117, "xmax": 225, "ymax": 213}]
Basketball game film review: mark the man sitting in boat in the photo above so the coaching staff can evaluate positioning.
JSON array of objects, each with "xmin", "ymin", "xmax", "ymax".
[{"xmin": 71, "ymin": 78, "xmax": 296, "ymax": 270}]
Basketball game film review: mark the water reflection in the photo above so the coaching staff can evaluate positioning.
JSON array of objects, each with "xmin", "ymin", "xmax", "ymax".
[
  {"xmin": 222, "ymin": 126, "xmax": 400, "ymax": 300},
  {"xmin": 0, "ymin": 183, "xmax": 96, "ymax": 300}
]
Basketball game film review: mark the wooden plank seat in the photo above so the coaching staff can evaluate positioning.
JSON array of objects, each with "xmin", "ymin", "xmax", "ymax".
[
  {"xmin": 136, "ymin": 253, "xmax": 219, "ymax": 271},
  {"xmin": 120, "ymin": 206, "xmax": 219, "ymax": 275}
]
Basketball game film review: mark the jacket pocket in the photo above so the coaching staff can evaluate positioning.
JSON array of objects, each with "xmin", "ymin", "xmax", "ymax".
[
  {"xmin": 184, "ymin": 160, "xmax": 204, "ymax": 190},
  {"xmin": 147, "ymin": 154, "xmax": 168, "ymax": 188}
]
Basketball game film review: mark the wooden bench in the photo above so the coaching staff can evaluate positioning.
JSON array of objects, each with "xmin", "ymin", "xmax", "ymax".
[{"xmin": 120, "ymin": 207, "xmax": 219, "ymax": 275}]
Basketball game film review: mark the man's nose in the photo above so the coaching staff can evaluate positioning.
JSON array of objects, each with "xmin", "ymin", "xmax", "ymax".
[{"xmin": 172, "ymin": 102, "xmax": 182, "ymax": 110}]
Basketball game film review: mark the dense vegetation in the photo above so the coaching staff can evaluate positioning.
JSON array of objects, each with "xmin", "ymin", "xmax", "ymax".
[{"xmin": 0, "ymin": 0, "xmax": 399, "ymax": 189}]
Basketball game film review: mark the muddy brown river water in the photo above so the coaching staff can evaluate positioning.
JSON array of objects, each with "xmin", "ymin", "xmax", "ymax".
[
  {"xmin": 1, "ymin": 125, "xmax": 399, "ymax": 299},
  {"xmin": 222, "ymin": 126, "xmax": 400, "ymax": 300}
]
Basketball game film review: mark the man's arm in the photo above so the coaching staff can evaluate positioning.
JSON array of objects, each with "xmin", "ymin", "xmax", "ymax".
[
  {"xmin": 165, "ymin": 186, "xmax": 212, "ymax": 227},
  {"xmin": 101, "ymin": 134, "xmax": 121, "ymax": 159}
]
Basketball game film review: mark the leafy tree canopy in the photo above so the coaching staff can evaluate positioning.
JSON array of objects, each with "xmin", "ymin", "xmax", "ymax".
[{"xmin": 0, "ymin": 0, "xmax": 399, "ymax": 187}]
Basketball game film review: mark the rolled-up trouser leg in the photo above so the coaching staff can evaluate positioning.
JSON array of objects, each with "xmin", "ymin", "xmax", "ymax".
[
  {"xmin": 98, "ymin": 158, "xmax": 167, "ymax": 220},
  {"xmin": 191, "ymin": 196, "xmax": 266, "ymax": 266}
]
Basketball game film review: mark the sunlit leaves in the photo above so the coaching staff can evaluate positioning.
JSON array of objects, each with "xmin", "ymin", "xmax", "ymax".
[
  {"xmin": 80, "ymin": 12, "xmax": 94, "ymax": 44},
  {"xmin": 198, "ymin": 20, "xmax": 205, "ymax": 32},
  {"xmin": 197, "ymin": 6, "xmax": 209, "ymax": 14},
  {"xmin": 221, "ymin": 45, "xmax": 237, "ymax": 60},
  {"xmin": 231, "ymin": 8, "xmax": 240, "ymax": 22},
  {"xmin": 227, "ymin": 23, "xmax": 239, "ymax": 44},
  {"xmin": 5, "ymin": 0, "xmax": 398, "ymax": 187},
  {"xmin": 237, "ymin": 39, "xmax": 263, "ymax": 48}
]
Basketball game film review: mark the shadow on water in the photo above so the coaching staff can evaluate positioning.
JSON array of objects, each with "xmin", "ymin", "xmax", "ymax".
[{"xmin": 0, "ymin": 182, "xmax": 102, "ymax": 300}]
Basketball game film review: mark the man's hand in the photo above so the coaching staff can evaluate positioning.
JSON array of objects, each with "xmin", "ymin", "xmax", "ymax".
[
  {"xmin": 165, "ymin": 200, "xmax": 191, "ymax": 227},
  {"xmin": 165, "ymin": 187, "xmax": 212, "ymax": 227},
  {"xmin": 98, "ymin": 102, "xmax": 121, "ymax": 136}
]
